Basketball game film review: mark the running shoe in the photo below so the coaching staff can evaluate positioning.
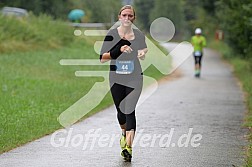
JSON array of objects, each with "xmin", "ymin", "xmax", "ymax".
[
  {"xmin": 121, "ymin": 145, "xmax": 132, "ymax": 162},
  {"xmin": 195, "ymin": 70, "xmax": 200, "ymax": 78}
]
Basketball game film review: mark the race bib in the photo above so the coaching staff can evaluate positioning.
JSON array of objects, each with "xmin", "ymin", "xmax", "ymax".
[
  {"xmin": 116, "ymin": 60, "xmax": 134, "ymax": 74},
  {"xmin": 194, "ymin": 51, "xmax": 202, "ymax": 57}
]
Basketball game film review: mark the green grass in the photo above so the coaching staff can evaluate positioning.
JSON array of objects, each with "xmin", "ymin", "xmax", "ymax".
[
  {"xmin": 0, "ymin": 40, "xmax": 111, "ymax": 153},
  {"xmin": 209, "ymin": 39, "xmax": 252, "ymax": 166},
  {"xmin": 0, "ymin": 13, "xmax": 74, "ymax": 53},
  {"xmin": 231, "ymin": 58, "xmax": 252, "ymax": 167},
  {"xmin": 0, "ymin": 14, "xmax": 111, "ymax": 151}
]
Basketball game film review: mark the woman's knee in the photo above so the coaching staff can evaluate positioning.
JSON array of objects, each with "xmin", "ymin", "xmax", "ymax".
[{"xmin": 126, "ymin": 111, "xmax": 136, "ymax": 131}]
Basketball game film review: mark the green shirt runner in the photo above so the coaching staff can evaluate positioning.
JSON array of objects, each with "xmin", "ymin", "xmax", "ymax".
[{"xmin": 191, "ymin": 35, "xmax": 207, "ymax": 52}]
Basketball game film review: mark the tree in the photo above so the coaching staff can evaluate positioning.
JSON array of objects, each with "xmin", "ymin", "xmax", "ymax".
[
  {"xmin": 69, "ymin": 0, "xmax": 121, "ymax": 23},
  {"xmin": 216, "ymin": 0, "xmax": 252, "ymax": 58},
  {"xmin": 149, "ymin": 0, "xmax": 185, "ymax": 35},
  {"xmin": 134, "ymin": 0, "xmax": 154, "ymax": 32}
]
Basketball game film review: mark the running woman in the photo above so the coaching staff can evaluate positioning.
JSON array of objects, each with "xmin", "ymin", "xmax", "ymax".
[
  {"xmin": 191, "ymin": 28, "xmax": 207, "ymax": 78},
  {"xmin": 100, "ymin": 5, "xmax": 148, "ymax": 162}
]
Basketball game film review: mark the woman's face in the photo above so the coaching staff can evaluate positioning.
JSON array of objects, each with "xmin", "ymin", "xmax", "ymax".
[{"xmin": 119, "ymin": 9, "xmax": 135, "ymax": 26}]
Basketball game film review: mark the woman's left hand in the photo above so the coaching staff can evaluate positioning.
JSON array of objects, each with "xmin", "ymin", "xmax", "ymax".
[{"xmin": 137, "ymin": 49, "xmax": 147, "ymax": 60}]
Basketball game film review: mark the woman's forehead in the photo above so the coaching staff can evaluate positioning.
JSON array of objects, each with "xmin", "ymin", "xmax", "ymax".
[{"xmin": 121, "ymin": 9, "xmax": 134, "ymax": 14}]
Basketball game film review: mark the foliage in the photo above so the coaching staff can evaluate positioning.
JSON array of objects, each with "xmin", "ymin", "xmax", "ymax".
[
  {"xmin": 133, "ymin": 0, "xmax": 154, "ymax": 32},
  {"xmin": 149, "ymin": 0, "xmax": 185, "ymax": 34},
  {"xmin": 215, "ymin": 0, "xmax": 252, "ymax": 58},
  {"xmin": 0, "ymin": 13, "xmax": 73, "ymax": 53},
  {"xmin": 134, "ymin": 0, "xmax": 186, "ymax": 40},
  {"xmin": 0, "ymin": 0, "xmax": 122, "ymax": 22},
  {"xmin": 182, "ymin": 0, "xmax": 251, "ymax": 59},
  {"xmin": 0, "ymin": 0, "xmax": 71, "ymax": 19},
  {"xmin": 82, "ymin": 0, "xmax": 121, "ymax": 23}
]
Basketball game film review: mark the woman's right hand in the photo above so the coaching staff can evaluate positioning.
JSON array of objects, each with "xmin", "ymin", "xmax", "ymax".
[{"xmin": 120, "ymin": 45, "xmax": 133, "ymax": 53}]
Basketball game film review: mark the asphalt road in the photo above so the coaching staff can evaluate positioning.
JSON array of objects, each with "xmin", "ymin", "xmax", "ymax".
[{"xmin": 0, "ymin": 43, "xmax": 248, "ymax": 167}]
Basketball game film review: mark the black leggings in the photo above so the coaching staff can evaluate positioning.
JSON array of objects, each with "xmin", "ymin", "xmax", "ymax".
[
  {"xmin": 110, "ymin": 82, "xmax": 142, "ymax": 131},
  {"xmin": 194, "ymin": 55, "xmax": 203, "ymax": 67}
]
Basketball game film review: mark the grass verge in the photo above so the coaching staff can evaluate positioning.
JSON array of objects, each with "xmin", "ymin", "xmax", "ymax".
[
  {"xmin": 0, "ymin": 40, "xmax": 111, "ymax": 153},
  {"xmin": 209, "ymin": 39, "xmax": 252, "ymax": 166}
]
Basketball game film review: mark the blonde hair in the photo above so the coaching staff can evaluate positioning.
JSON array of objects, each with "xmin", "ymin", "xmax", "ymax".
[{"xmin": 118, "ymin": 5, "xmax": 136, "ymax": 17}]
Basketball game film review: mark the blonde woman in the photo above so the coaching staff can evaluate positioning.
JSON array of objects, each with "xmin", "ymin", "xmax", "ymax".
[{"xmin": 100, "ymin": 5, "xmax": 147, "ymax": 162}]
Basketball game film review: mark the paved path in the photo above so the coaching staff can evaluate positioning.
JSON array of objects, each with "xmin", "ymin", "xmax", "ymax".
[{"xmin": 0, "ymin": 43, "xmax": 247, "ymax": 167}]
